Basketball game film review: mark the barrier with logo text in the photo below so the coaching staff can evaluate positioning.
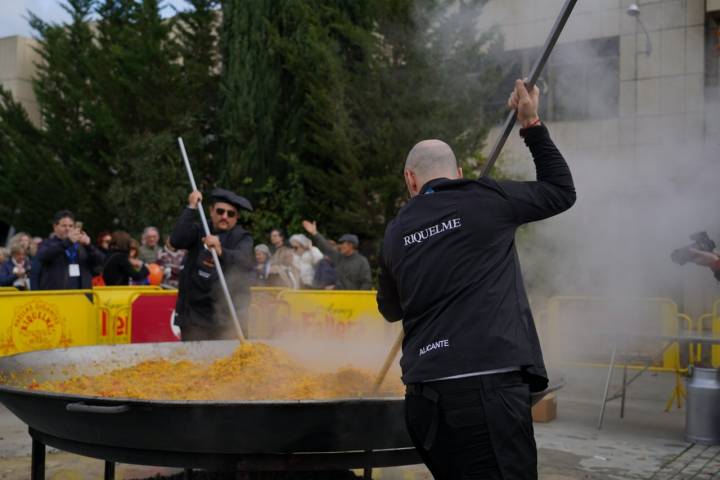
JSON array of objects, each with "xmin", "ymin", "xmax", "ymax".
[
  {"xmin": 0, "ymin": 288, "xmax": 395, "ymax": 355},
  {"xmin": 0, "ymin": 290, "xmax": 99, "ymax": 356},
  {"xmin": 274, "ymin": 290, "xmax": 399, "ymax": 340},
  {"xmin": 93, "ymin": 286, "xmax": 163, "ymax": 345}
]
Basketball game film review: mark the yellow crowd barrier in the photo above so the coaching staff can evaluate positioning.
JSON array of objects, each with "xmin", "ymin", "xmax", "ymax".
[
  {"xmin": 0, "ymin": 290, "xmax": 99, "ymax": 356},
  {"xmin": 0, "ymin": 287, "xmax": 396, "ymax": 356},
  {"xmin": 93, "ymin": 285, "xmax": 162, "ymax": 344},
  {"xmin": 545, "ymin": 296, "xmax": 687, "ymax": 371},
  {"xmin": 694, "ymin": 299, "xmax": 720, "ymax": 367},
  {"xmin": 273, "ymin": 289, "xmax": 399, "ymax": 340}
]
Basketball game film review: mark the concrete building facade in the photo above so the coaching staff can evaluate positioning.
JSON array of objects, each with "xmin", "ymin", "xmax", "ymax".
[
  {"xmin": 477, "ymin": 0, "xmax": 720, "ymax": 316},
  {"xmin": 0, "ymin": 35, "xmax": 41, "ymax": 126},
  {"xmin": 481, "ymin": 0, "xmax": 719, "ymax": 161}
]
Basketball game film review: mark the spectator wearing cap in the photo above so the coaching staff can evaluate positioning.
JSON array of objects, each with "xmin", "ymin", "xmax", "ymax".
[
  {"xmin": 138, "ymin": 226, "xmax": 163, "ymax": 264},
  {"xmin": 253, "ymin": 244, "xmax": 272, "ymax": 285},
  {"xmin": 289, "ymin": 234, "xmax": 323, "ymax": 288},
  {"xmin": 301, "ymin": 221, "xmax": 372, "ymax": 290},
  {"xmin": 170, "ymin": 188, "xmax": 255, "ymax": 340}
]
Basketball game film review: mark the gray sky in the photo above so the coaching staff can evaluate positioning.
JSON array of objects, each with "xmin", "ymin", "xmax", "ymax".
[{"xmin": 0, "ymin": 0, "xmax": 190, "ymax": 39}]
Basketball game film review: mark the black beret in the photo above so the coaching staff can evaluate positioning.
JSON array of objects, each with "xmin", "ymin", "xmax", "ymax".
[{"xmin": 210, "ymin": 188, "xmax": 253, "ymax": 212}]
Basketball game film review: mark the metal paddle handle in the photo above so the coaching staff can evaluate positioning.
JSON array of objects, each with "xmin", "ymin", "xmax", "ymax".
[
  {"xmin": 481, "ymin": 0, "xmax": 578, "ymax": 177},
  {"xmin": 177, "ymin": 137, "xmax": 246, "ymax": 343},
  {"xmin": 374, "ymin": 0, "xmax": 579, "ymax": 391}
]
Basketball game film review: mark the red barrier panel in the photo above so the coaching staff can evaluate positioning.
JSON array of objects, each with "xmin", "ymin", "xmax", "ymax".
[{"xmin": 130, "ymin": 293, "xmax": 180, "ymax": 343}]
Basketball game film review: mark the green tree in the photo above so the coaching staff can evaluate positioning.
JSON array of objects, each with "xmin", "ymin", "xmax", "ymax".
[
  {"xmin": 0, "ymin": 89, "xmax": 75, "ymax": 234},
  {"xmin": 219, "ymin": 0, "xmax": 505, "ymax": 245}
]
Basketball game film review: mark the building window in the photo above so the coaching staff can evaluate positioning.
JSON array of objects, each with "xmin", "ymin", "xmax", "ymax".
[{"xmin": 495, "ymin": 36, "xmax": 619, "ymax": 122}]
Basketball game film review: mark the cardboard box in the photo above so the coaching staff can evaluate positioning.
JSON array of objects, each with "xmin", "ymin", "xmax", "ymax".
[{"xmin": 532, "ymin": 393, "xmax": 557, "ymax": 423}]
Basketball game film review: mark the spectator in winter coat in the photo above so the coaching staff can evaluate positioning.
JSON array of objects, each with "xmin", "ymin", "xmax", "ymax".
[
  {"xmin": 36, "ymin": 210, "xmax": 104, "ymax": 290},
  {"xmin": 138, "ymin": 226, "xmax": 163, "ymax": 263},
  {"xmin": 301, "ymin": 221, "xmax": 372, "ymax": 290},
  {"xmin": 289, "ymin": 234, "xmax": 323, "ymax": 288},
  {"xmin": 0, "ymin": 245, "xmax": 31, "ymax": 289},
  {"xmin": 102, "ymin": 231, "xmax": 150, "ymax": 286},
  {"xmin": 253, "ymin": 244, "xmax": 272, "ymax": 285}
]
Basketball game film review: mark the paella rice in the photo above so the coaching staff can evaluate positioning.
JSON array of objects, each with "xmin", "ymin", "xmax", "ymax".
[{"xmin": 20, "ymin": 342, "xmax": 404, "ymax": 400}]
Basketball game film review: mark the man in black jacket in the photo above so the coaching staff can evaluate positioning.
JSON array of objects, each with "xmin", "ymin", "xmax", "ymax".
[
  {"xmin": 171, "ymin": 188, "xmax": 254, "ymax": 341},
  {"xmin": 36, "ymin": 210, "xmax": 104, "ymax": 290},
  {"xmin": 376, "ymin": 80, "xmax": 576, "ymax": 480}
]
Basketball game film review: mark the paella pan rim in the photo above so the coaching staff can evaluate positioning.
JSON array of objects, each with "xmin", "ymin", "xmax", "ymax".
[{"xmin": 0, "ymin": 383, "xmax": 403, "ymax": 405}]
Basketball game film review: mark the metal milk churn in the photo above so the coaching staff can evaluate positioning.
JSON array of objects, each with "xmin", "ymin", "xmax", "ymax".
[{"xmin": 685, "ymin": 366, "xmax": 720, "ymax": 445}]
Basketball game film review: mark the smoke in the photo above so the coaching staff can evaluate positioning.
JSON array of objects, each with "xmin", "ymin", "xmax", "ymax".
[
  {"xmin": 419, "ymin": 1, "xmax": 720, "ymax": 365},
  {"xmin": 248, "ymin": 311, "xmax": 403, "ymax": 374}
]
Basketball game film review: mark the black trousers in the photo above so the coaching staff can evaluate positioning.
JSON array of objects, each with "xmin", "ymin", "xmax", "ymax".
[{"xmin": 404, "ymin": 371, "xmax": 536, "ymax": 480}]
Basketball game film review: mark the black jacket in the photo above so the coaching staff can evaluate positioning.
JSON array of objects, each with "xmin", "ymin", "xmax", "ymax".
[
  {"xmin": 102, "ymin": 251, "xmax": 150, "ymax": 286},
  {"xmin": 170, "ymin": 208, "xmax": 254, "ymax": 328},
  {"xmin": 36, "ymin": 236, "xmax": 104, "ymax": 290},
  {"xmin": 377, "ymin": 125, "xmax": 576, "ymax": 392}
]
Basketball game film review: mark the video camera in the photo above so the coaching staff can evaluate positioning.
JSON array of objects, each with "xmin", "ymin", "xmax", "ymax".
[{"xmin": 671, "ymin": 231, "xmax": 717, "ymax": 265}]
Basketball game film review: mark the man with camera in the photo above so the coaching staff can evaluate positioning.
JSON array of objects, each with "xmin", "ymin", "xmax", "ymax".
[
  {"xmin": 688, "ymin": 248, "xmax": 720, "ymax": 281},
  {"xmin": 36, "ymin": 210, "xmax": 105, "ymax": 290},
  {"xmin": 672, "ymin": 231, "xmax": 720, "ymax": 282}
]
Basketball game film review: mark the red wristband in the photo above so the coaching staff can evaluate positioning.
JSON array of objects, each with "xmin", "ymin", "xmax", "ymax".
[
  {"xmin": 523, "ymin": 118, "xmax": 542, "ymax": 129},
  {"xmin": 712, "ymin": 259, "xmax": 720, "ymax": 272}
]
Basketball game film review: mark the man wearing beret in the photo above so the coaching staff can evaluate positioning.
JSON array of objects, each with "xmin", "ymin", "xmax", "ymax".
[
  {"xmin": 170, "ymin": 188, "xmax": 255, "ymax": 340},
  {"xmin": 301, "ymin": 221, "xmax": 372, "ymax": 290}
]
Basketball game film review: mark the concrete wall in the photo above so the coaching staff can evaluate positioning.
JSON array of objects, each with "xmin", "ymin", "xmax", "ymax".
[{"xmin": 0, "ymin": 35, "xmax": 41, "ymax": 126}]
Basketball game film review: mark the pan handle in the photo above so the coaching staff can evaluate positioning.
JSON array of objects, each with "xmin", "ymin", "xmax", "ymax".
[{"xmin": 66, "ymin": 402, "xmax": 130, "ymax": 414}]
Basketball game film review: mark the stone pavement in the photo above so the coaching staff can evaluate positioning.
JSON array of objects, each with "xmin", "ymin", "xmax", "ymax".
[{"xmin": 0, "ymin": 364, "xmax": 716, "ymax": 479}]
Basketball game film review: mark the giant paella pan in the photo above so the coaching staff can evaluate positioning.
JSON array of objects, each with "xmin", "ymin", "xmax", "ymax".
[{"xmin": 0, "ymin": 340, "xmax": 418, "ymax": 473}]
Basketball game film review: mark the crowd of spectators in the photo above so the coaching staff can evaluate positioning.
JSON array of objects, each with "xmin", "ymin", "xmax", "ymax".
[
  {"xmin": 0, "ymin": 211, "xmax": 184, "ymax": 291},
  {"xmin": 252, "ymin": 221, "xmax": 371, "ymax": 290},
  {"xmin": 0, "ymin": 210, "xmax": 373, "ymax": 292}
]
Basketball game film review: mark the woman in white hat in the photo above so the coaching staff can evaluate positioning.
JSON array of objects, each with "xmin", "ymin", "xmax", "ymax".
[{"xmin": 289, "ymin": 233, "xmax": 323, "ymax": 288}]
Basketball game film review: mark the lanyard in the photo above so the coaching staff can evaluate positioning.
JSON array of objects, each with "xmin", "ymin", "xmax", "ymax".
[{"xmin": 65, "ymin": 243, "xmax": 79, "ymax": 263}]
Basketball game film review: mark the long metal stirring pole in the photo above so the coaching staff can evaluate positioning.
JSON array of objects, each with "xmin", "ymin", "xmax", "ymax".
[
  {"xmin": 481, "ymin": 0, "xmax": 578, "ymax": 177},
  {"xmin": 177, "ymin": 137, "xmax": 246, "ymax": 343},
  {"xmin": 372, "ymin": 0, "xmax": 579, "ymax": 392}
]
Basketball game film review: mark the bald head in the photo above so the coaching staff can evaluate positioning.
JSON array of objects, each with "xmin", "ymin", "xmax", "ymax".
[{"xmin": 404, "ymin": 139, "xmax": 462, "ymax": 197}]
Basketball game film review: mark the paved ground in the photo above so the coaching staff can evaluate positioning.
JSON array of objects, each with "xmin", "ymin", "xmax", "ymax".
[{"xmin": 0, "ymin": 364, "xmax": 717, "ymax": 479}]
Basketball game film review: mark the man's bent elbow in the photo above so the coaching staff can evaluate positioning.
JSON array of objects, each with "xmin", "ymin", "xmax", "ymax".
[
  {"xmin": 561, "ymin": 188, "xmax": 577, "ymax": 212},
  {"xmin": 378, "ymin": 303, "xmax": 403, "ymax": 322}
]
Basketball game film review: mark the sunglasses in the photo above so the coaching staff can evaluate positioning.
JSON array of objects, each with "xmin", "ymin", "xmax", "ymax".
[{"xmin": 214, "ymin": 207, "xmax": 237, "ymax": 218}]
